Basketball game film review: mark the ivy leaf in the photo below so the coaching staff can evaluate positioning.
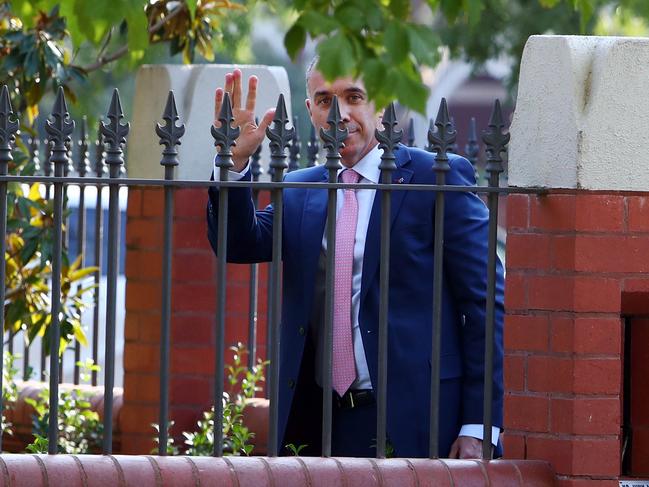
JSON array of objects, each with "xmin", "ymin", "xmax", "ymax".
[
  {"xmin": 316, "ymin": 34, "xmax": 355, "ymax": 81},
  {"xmin": 284, "ymin": 23, "xmax": 306, "ymax": 61}
]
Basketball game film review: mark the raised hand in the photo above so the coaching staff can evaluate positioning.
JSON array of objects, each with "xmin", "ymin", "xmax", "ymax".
[{"xmin": 214, "ymin": 68, "xmax": 275, "ymax": 172}]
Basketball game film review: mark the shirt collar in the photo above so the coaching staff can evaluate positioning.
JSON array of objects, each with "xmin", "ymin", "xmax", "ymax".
[{"xmin": 338, "ymin": 143, "xmax": 381, "ymax": 184}]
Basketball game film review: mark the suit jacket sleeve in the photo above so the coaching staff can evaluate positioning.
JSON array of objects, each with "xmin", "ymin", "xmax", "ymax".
[
  {"xmin": 443, "ymin": 155, "xmax": 505, "ymax": 429},
  {"xmin": 206, "ymin": 169, "xmax": 274, "ymax": 264}
]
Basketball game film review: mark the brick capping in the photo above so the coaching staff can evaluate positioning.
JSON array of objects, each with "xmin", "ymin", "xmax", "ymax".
[{"xmin": 0, "ymin": 455, "xmax": 556, "ymax": 486}]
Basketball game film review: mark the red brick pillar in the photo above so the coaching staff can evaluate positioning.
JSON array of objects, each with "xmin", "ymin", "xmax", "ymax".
[
  {"xmin": 504, "ymin": 191, "xmax": 649, "ymax": 485},
  {"xmin": 120, "ymin": 187, "xmax": 269, "ymax": 453}
]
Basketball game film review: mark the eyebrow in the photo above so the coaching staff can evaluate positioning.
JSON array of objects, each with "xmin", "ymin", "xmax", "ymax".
[{"xmin": 313, "ymin": 86, "xmax": 367, "ymax": 99}]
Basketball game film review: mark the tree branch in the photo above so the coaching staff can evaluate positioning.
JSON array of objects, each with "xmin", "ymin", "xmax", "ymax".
[
  {"xmin": 148, "ymin": 2, "xmax": 187, "ymax": 34},
  {"xmin": 79, "ymin": 44, "xmax": 129, "ymax": 73}
]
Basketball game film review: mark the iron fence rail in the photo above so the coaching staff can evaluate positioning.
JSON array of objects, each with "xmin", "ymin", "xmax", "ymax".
[{"xmin": 0, "ymin": 83, "xmax": 510, "ymax": 460}]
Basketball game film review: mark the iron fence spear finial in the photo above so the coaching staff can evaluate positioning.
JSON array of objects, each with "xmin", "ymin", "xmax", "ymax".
[
  {"xmin": 0, "ymin": 85, "xmax": 19, "ymax": 173},
  {"xmin": 46, "ymin": 86, "xmax": 75, "ymax": 177},
  {"xmin": 407, "ymin": 117, "xmax": 416, "ymax": 147},
  {"xmin": 288, "ymin": 115, "xmax": 301, "ymax": 172},
  {"xmin": 307, "ymin": 122, "xmax": 319, "ymax": 167},
  {"xmin": 376, "ymin": 102, "xmax": 401, "ymax": 179},
  {"xmin": 266, "ymin": 94, "xmax": 294, "ymax": 181},
  {"xmin": 211, "ymin": 92, "xmax": 239, "ymax": 168},
  {"xmin": 100, "ymin": 89, "xmax": 129, "ymax": 176},
  {"xmin": 77, "ymin": 117, "xmax": 90, "ymax": 177},
  {"xmin": 156, "ymin": 90, "xmax": 185, "ymax": 174},
  {"xmin": 428, "ymin": 98, "xmax": 456, "ymax": 172},
  {"xmin": 482, "ymin": 99, "xmax": 509, "ymax": 176},
  {"xmin": 321, "ymin": 96, "xmax": 347, "ymax": 172}
]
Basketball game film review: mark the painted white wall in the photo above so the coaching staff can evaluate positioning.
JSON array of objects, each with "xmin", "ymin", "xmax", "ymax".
[
  {"xmin": 510, "ymin": 35, "xmax": 649, "ymax": 190},
  {"xmin": 128, "ymin": 64, "xmax": 291, "ymax": 180}
]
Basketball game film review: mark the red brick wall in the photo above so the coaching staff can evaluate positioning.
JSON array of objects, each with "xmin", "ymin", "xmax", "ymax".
[
  {"xmin": 504, "ymin": 192, "xmax": 649, "ymax": 486},
  {"xmin": 121, "ymin": 187, "xmax": 270, "ymax": 454}
]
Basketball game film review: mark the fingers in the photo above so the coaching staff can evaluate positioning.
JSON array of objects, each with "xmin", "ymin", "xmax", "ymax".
[
  {"xmin": 245, "ymin": 75, "xmax": 258, "ymax": 112},
  {"xmin": 214, "ymin": 88, "xmax": 224, "ymax": 126},
  {"xmin": 232, "ymin": 68, "xmax": 242, "ymax": 109}
]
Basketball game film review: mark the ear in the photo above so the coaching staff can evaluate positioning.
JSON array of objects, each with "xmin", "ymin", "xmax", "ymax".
[{"xmin": 305, "ymin": 98, "xmax": 313, "ymax": 118}]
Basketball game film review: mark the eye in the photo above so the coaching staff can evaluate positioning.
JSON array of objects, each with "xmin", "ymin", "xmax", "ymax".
[
  {"xmin": 316, "ymin": 96, "xmax": 331, "ymax": 106},
  {"xmin": 348, "ymin": 93, "xmax": 364, "ymax": 103}
]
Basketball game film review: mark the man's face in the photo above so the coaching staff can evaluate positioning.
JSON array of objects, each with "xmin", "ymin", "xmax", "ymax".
[{"xmin": 306, "ymin": 71, "xmax": 381, "ymax": 168}]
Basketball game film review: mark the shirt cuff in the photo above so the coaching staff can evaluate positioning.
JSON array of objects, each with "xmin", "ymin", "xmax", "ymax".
[
  {"xmin": 213, "ymin": 154, "xmax": 250, "ymax": 181},
  {"xmin": 459, "ymin": 424, "xmax": 500, "ymax": 447}
]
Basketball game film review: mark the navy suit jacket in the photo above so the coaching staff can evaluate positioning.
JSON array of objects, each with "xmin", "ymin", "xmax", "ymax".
[{"xmin": 207, "ymin": 144, "xmax": 504, "ymax": 458}]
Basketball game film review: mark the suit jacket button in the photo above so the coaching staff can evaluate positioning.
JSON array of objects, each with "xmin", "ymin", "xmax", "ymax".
[
  {"xmin": 298, "ymin": 327, "xmax": 305, "ymax": 336},
  {"xmin": 288, "ymin": 379, "xmax": 295, "ymax": 389}
]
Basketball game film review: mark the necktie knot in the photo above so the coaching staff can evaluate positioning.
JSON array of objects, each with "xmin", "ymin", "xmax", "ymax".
[{"xmin": 341, "ymin": 168, "xmax": 360, "ymax": 184}]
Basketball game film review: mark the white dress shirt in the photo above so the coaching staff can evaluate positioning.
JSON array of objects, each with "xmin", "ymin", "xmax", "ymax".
[{"xmin": 215, "ymin": 148, "xmax": 498, "ymax": 446}]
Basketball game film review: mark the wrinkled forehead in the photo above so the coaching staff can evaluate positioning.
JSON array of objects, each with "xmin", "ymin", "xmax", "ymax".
[{"xmin": 307, "ymin": 71, "xmax": 366, "ymax": 99}]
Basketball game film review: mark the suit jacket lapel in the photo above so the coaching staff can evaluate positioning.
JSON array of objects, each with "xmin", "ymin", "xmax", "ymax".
[{"xmin": 360, "ymin": 146, "xmax": 414, "ymax": 305}]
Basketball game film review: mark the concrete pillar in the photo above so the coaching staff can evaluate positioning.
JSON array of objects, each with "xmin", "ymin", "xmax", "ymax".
[{"xmin": 505, "ymin": 35, "xmax": 649, "ymax": 485}]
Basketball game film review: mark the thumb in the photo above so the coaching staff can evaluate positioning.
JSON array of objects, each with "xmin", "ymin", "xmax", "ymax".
[
  {"xmin": 257, "ymin": 108, "xmax": 276, "ymax": 136},
  {"xmin": 448, "ymin": 439, "xmax": 460, "ymax": 459}
]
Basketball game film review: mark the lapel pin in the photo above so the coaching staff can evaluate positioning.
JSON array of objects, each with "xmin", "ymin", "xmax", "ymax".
[{"xmin": 394, "ymin": 177, "xmax": 404, "ymax": 184}]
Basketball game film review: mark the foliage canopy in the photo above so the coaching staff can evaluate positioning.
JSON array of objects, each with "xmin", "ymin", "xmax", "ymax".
[{"xmin": 2, "ymin": 0, "xmax": 648, "ymax": 115}]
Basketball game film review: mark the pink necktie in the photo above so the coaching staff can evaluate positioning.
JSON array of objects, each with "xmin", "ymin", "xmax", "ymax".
[{"xmin": 333, "ymin": 168, "xmax": 360, "ymax": 396}]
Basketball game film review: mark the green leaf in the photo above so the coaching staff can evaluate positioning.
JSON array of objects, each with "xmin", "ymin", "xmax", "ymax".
[
  {"xmin": 466, "ymin": 0, "xmax": 485, "ymax": 26},
  {"xmin": 407, "ymin": 25, "xmax": 440, "ymax": 66},
  {"xmin": 316, "ymin": 34, "xmax": 355, "ymax": 80},
  {"xmin": 299, "ymin": 11, "xmax": 339, "ymax": 36},
  {"xmin": 539, "ymin": 0, "xmax": 561, "ymax": 6},
  {"xmin": 395, "ymin": 69, "xmax": 428, "ymax": 114},
  {"xmin": 186, "ymin": 0, "xmax": 199, "ymax": 18},
  {"xmin": 388, "ymin": 0, "xmax": 411, "ymax": 19},
  {"xmin": 384, "ymin": 21, "xmax": 409, "ymax": 64},
  {"xmin": 335, "ymin": 3, "xmax": 366, "ymax": 31},
  {"xmin": 284, "ymin": 23, "xmax": 306, "ymax": 61}
]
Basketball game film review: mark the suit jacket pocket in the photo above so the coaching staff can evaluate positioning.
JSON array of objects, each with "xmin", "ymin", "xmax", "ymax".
[{"xmin": 430, "ymin": 355, "xmax": 462, "ymax": 380}]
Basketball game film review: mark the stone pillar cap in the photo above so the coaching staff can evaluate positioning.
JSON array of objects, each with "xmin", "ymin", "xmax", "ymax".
[{"xmin": 510, "ymin": 35, "xmax": 649, "ymax": 190}]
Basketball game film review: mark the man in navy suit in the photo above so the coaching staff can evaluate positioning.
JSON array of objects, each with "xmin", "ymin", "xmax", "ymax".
[{"xmin": 207, "ymin": 65, "xmax": 504, "ymax": 459}]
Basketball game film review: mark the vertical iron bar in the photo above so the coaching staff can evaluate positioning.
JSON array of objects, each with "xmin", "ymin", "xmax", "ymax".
[
  {"xmin": 265, "ymin": 95, "xmax": 293, "ymax": 456},
  {"xmin": 374, "ymin": 104, "xmax": 401, "ymax": 458},
  {"xmin": 41, "ymin": 141, "xmax": 52, "ymax": 381},
  {"xmin": 100, "ymin": 89, "xmax": 129, "ymax": 454},
  {"xmin": 92, "ymin": 124, "xmax": 105, "ymax": 386},
  {"xmin": 23, "ymin": 131, "xmax": 38, "ymax": 379},
  {"xmin": 320, "ymin": 97, "xmax": 346, "ymax": 457},
  {"xmin": 248, "ymin": 122, "xmax": 262, "ymax": 370},
  {"xmin": 0, "ymin": 85, "xmax": 19, "ymax": 451},
  {"xmin": 73, "ymin": 117, "xmax": 90, "ymax": 385},
  {"xmin": 210, "ymin": 93, "xmax": 239, "ymax": 457},
  {"xmin": 41, "ymin": 139, "xmax": 51, "ymax": 382},
  {"xmin": 156, "ymin": 91, "xmax": 185, "ymax": 455},
  {"xmin": 428, "ymin": 99, "xmax": 455, "ymax": 458},
  {"xmin": 481, "ymin": 100, "xmax": 508, "ymax": 459},
  {"xmin": 45, "ymin": 87, "xmax": 75, "ymax": 454}
]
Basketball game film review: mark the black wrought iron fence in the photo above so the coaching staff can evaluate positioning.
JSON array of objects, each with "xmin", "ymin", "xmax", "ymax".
[{"xmin": 0, "ymin": 81, "xmax": 529, "ymax": 460}]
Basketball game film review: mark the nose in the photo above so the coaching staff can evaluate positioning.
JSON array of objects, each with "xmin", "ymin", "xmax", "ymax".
[{"xmin": 337, "ymin": 101, "xmax": 351, "ymax": 123}]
